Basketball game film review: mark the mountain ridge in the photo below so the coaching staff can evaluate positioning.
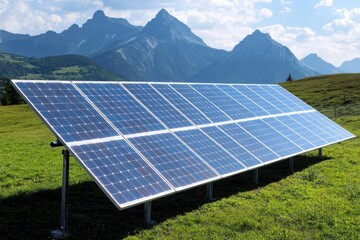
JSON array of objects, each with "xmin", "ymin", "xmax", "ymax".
[
  {"xmin": 92, "ymin": 9, "xmax": 227, "ymax": 82},
  {"xmin": 1, "ymin": 9, "xmax": 352, "ymax": 83},
  {"xmin": 190, "ymin": 30, "xmax": 317, "ymax": 83},
  {"xmin": 300, "ymin": 53, "xmax": 343, "ymax": 75}
]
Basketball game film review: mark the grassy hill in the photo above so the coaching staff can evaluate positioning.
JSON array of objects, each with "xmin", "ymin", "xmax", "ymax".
[
  {"xmin": 0, "ymin": 52, "xmax": 125, "ymax": 81},
  {"xmin": 0, "ymin": 74, "xmax": 359, "ymax": 239}
]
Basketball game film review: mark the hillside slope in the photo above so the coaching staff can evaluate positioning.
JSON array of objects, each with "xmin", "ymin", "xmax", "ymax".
[
  {"xmin": 0, "ymin": 52, "xmax": 124, "ymax": 81},
  {"xmin": 0, "ymin": 74, "xmax": 358, "ymax": 239},
  {"xmin": 280, "ymin": 74, "xmax": 360, "ymax": 108}
]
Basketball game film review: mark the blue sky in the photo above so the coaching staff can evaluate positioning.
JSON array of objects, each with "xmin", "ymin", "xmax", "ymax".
[{"xmin": 0, "ymin": 0, "xmax": 359, "ymax": 66}]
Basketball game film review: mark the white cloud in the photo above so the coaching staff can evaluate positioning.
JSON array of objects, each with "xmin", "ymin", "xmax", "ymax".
[
  {"xmin": 0, "ymin": 0, "xmax": 9, "ymax": 15},
  {"xmin": 259, "ymin": 23, "xmax": 360, "ymax": 66},
  {"xmin": 280, "ymin": 0, "xmax": 291, "ymax": 4},
  {"xmin": 314, "ymin": 0, "xmax": 333, "ymax": 9},
  {"xmin": 280, "ymin": 7, "xmax": 292, "ymax": 13},
  {"xmin": 104, "ymin": 0, "xmax": 273, "ymax": 50},
  {"xmin": 324, "ymin": 8, "xmax": 360, "ymax": 32}
]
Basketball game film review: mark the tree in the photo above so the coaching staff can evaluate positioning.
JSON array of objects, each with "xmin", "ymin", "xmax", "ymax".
[
  {"xmin": 0, "ymin": 78, "xmax": 24, "ymax": 105},
  {"xmin": 286, "ymin": 73, "xmax": 293, "ymax": 82}
]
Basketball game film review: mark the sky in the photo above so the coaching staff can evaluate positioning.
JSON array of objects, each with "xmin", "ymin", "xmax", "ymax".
[{"xmin": 0, "ymin": 0, "xmax": 359, "ymax": 66}]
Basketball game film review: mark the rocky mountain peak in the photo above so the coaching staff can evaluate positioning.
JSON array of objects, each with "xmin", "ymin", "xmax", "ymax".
[{"xmin": 141, "ymin": 9, "xmax": 206, "ymax": 46}]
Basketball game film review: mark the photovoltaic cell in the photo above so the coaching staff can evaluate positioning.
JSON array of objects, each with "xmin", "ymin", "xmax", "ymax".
[
  {"xmin": 218, "ymin": 123, "xmax": 279, "ymax": 163},
  {"xmin": 175, "ymin": 129, "xmax": 246, "ymax": 175},
  {"xmin": 201, "ymin": 126, "xmax": 263, "ymax": 167},
  {"xmin": 123, "ymin": 84, "xmax": 192, "ymax": 129},
  {"xmin": 13, "ymin": 81, "xmax": 119, "ymax": 142},
  {"xmin": 128, "ymin": 133, "xmax": 219, "ymax": 189},
  {"xmin": 151, "ymin": 84, "xmax": 211, "ymax": 125},
  {"xmin": 75, "ymin": 83, "xmax": 165, "ymax": 135},
  {"xmin": 170, "ymin": 84, "xmax": 230, "ymax": 122},
  {"xmin": 216, "ymin": 85, "xmax": 269, "ymax": 117},
  {"xmin": 232, "ymin": 85, "xmax": 283, "ymax": 114},
  {"xmin": 71, "ymin": 139, "xmax": 173, "ymax": 207},
  {"xmin": 191, "ymin": 84, "xmax": 255, "ymax": 120}
]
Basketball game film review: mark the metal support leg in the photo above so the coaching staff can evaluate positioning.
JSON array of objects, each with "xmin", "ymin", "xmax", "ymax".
[
  {"xmin": 289, "ymin": 157, "xmax": 294, "ymax": 173},
  {"xmin": 51, "ymin": 150, "xmax": 70, "ymax": 239},
  {"xmin": 253, "ymin": 168, "xmax": 259, "ymax": 185},
  {"xmin": 318, "ymin": 148, "xmax": 322, "ymax": 159},
  {"xmin": 206, "ymin": 183, "xmax": 214, "ymax": 201},
  {"xmin": 144, "ymin": 202, "xmax": 156, "ymax": 226}
]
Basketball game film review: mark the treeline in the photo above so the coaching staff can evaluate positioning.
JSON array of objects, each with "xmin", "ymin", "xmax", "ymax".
[
  {"xmin": 0, "ymin": 53, "xmax": 124, "ymax": 81},
  {"xmin": 0, "ymin": 77, "xmax": 23, "ymax": 105},
  {"xmin": 0, "ymin": 53, "xmax": 126, "ymax": 105}
]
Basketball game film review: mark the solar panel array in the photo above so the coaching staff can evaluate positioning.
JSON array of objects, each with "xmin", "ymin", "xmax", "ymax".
[{"xmin": 12, "ymin": 80, "xmax": 355, "ymax": 209}]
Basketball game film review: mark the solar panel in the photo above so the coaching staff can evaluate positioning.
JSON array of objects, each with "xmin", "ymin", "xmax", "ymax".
[
  {"xmin": 128, "ymin": 132, "xmax": 219, "ymax": 189},
  {"xmin": 248, "ymin": 85, "xmax": 294, "ymax": 113},
  {"xmin": 123, "ymin": 83, "xmax": 193, "ymax": 129},
  {"xmin": 12, "ymin": 81, "xmax": 119, "ymax": 143},
  {"xmin": 70, "ymin": 139, "xmax": 174, "ymax": 208},
  {"xmin": 75, "ymin": 82, "xmax": 165, "ymax": 135},
  {"xmin": 270, "ymin": 85, "xmax": 312, "ymax": 111},
  {"xmin": 201, "ymin": 126, "xmax": 263, "ymax": 167},
  {"xmin": 276, "ymin": 115, "xmax": 328, "ymax": 147},
  {"xmin": 190, "ymin": 84, "xmax": 255, "ymax": 120},
  {"xmin": 232, "ymin": 85, "xmax": 282, "ymax": 115},
  {"xmin": 290, "ymin": 113, "xmax": 339, "ymax": 144},
  {"xmin": 218, "ymin": 123, "xmax": 280, "ymax": 163},
  {"xmin": 306, "ymin": 111, "xmax": 354, "ymax": 139},
  {"xmin": 175, "ymin": 129, "xmax": 246, "ymax": 176},
  {"xmin": 170, "ymin": 84, "xmax": 230, "ymax": 122},
  {"xmin": 11, "ymin": 79, "xmax": 355, "ymax": 212},
  {"xmin": 216, "ymin": 85, "xmax": 269, "ymax": 117},
  {"xmin": 262, "ymin": 117, "xmax": 314, "ymax": 151},
  {"xmin": 151, "ymin": 84, "xmax": 211, "ymax": 125},
  {"xmin": 237, "ymin": 119, "xmax": 304, "ymax": 158}
]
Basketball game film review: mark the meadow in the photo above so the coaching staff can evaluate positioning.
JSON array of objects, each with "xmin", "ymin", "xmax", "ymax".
[{"xmin": 0, "ymin": 75, "xmax": 359, "ymax": 239}]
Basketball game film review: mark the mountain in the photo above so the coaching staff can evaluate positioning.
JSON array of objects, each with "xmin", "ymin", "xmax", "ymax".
[
  {"xmin": 92, "ymin": 9, "xmax": 227, "ymax": 82},
  {"xmin": 0, "ymin": 52, "xmax": 124, "ymax": 80},
  {"xmin": 190, "ymin": 30, "xmax": 318, "ymax": 83},
  {"xmin": 0, "ymin": 30, "xmax": 30, "ymax": 42},
  {"xmin": 300, "ymin": 53, "xmax": 342, "ymax": 75},
  {"xmin": 0, "ymin": 10, "xmax": 142, "ymax": 57},
  {"xmin": 340, "ymin": 58, "xmax": 360, "ymax": 73}
]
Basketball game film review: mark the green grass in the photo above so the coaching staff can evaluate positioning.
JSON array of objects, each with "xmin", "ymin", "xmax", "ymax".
[
  {"xmin": 280, "ymin": 74, "xmax": 360, "ymax": 108},
  {"xmin": 0, "ymin": 74, "xmax": 359, "ymax": 239}
]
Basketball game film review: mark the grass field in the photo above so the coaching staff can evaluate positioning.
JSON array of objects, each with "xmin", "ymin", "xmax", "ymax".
[{"xmin": 0, "ymin": 75, "xmax": 359, "ymax": 239}]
